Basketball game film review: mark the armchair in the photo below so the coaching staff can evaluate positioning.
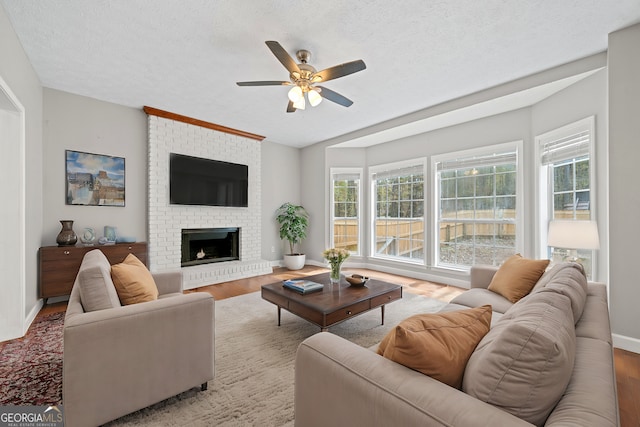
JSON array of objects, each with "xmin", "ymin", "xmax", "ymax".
[{"xmin": 63, "ymin": 249, "xmax": 214, "ymax": 427}]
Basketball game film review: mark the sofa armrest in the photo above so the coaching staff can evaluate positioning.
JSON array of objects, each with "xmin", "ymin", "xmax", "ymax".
[
  {"xmin": 152, "ymin": 270, "xmax": 183, "ymax": 295},
  {"xmin": 63, "ymin": 292, "xmax": 214, "ymax": 427},
  {"xmin": 469, "ymin": 265, "xmax": 498, "ymax": 289},
  {"xmin": 295, "ymin": 333, "xmax": 532, "ymax": 427}
]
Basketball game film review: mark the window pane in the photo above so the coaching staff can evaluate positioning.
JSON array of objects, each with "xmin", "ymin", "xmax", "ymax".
[
  {"xmin": 458, "ymin": 176, "xmax": 474, "ymax": 197},
  {"xmin": 441, "ymin": 178, "xmax": 456, "ymax": 198},
  {"xmin": 475, "ymin": 174, "xmax": 494, "ymax": 197},
  {"xmin": 374, "ymin": 164, "xmax": 424, "ymax": 263},
  {"xmin": 332, "ymin": 175, "xmax": 360, "ymax": 254},
  {"xmin": 436, "ymin": 148, "xmax": 518, "ymax": 268},
  {"xmin": 575, "ymin": 160, "xmax": 590, "ymax": 190},
  {"xmin": 554, "ymin": 163, "xmax": 573, "ymax": 192}
]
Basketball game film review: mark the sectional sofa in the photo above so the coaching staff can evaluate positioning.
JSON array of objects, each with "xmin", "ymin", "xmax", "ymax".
[{"xmin": 295, "ymin": 261, "xmax": 618, "ymax": 426}]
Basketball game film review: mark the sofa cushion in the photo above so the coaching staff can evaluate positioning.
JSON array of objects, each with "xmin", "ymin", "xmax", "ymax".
[
  {"xmin": 377, "ymin": 305, "xmax": 492, "ymax": 389},
  {"xmin": 76, "ymin": 249, "xmax": 121, "ymax": 312},
  {"xmin": 487, "ymin": 254, "xmax": 549, "ymax": 303},
  {"xmin": 110, "ymin": 254, "xmax": 159, "ymax": 305},
  {"xmin": 449, "ymin": 288, "xmax": 513, "ymax": 314},
  {"xmin": 530, "ymin": 262, "xmax": 588, "ymax": 324},
  {"xmin": 462, "ymin": 291, "xmax": 576, "ymax": 427}
]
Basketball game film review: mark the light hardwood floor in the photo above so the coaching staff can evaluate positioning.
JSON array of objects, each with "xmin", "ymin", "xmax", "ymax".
[{"xmin": 33, "ymin": 265, "xmax": 640, "ymax": 426}]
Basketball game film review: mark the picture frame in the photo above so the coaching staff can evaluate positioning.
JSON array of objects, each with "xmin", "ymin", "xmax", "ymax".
[{"xmin": 65, "ymin": 150, "xmax": 125, "ymax": 206}]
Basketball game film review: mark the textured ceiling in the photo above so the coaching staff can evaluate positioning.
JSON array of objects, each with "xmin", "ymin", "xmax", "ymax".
[{"xmin": 2, "ymin": 0, "xmax": 639, "ymax": 147}]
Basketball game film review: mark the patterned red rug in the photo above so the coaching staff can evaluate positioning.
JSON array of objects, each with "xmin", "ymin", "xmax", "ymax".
[{"xmin": 0, "ymin": 312, "xmax": 64, "ymax": 405}]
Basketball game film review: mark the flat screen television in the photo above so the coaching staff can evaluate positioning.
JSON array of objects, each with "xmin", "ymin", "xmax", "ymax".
[{"xmin": 169, "ymin": 153, "xmax": 248, "ymax": 207}]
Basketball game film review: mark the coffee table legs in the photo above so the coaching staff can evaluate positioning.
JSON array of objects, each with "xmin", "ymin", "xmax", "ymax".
[
  {"xmin": 277, "ymin": 306, "xmax": 281, "ymax": 326},
  {"xmin": 381, "ymin": 304, "xmax": 385, "ymax": 325}
]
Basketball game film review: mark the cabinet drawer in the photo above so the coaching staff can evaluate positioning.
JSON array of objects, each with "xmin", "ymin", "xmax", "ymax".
[
  {"xmin": 370, "ymin": 288, "xmax": 402, "ymax": 308},
  {"xmin": 325, "ymin": 300, "xmax": 371, "ymax": 325},
  {"xmin": 261, "ymin": 288, "xmax": 290, "ymax": 309}
]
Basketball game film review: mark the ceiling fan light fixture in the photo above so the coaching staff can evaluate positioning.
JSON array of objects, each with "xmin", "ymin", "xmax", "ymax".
[
  {"xmin": 293, "ymin": 96, "xmax": 306, "ymax": 110},
  {"xmin": 308, "ymin": 88, "xmax": 322, "ymax": 106},
  {"xmin": 288, "ymin": 85, "xmax": 303, "ymax": 103}
]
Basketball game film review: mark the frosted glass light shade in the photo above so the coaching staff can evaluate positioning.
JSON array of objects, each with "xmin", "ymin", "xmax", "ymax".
[
  {"xmin": 547, "ymin": 220, "xmax": 600, "ymax": 250},
  {"xmin": 293, "ymin": 97, "xmax": 305, "ymax": 110},
  {"xmin": 288, "ymin": 86, "xmax": 303, "ymax": 102},
  {"xmin": 308, "ymin": 89, "xmax": 322, "ymax": 106}
]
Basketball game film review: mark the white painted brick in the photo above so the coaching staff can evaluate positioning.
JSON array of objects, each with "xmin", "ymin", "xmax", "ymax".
[{"xmin": 147, "ymin": 115, "xmax": 267, "ymax": 285}]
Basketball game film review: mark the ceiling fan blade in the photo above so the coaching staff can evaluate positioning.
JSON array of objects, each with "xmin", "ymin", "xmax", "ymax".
[
  {"xmin": 265, "ymin": 41, "xmax": 300, "ymax": 74},
  {"xmin": 313, "ymin": 60, "xmax": 366, "ymax": 83},
  {"xmin": 316, "ymin": 86, "xmax": 354, "ymax": 107},
  {"xmin": 286, "ymin": 101, "xmax": 296, "ymax": 113},
  {"xmin": 236, "ymin": 81, "xmax": 290, "ymax": 86}
]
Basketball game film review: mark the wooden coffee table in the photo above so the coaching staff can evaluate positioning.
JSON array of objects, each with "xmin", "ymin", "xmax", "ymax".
[{"xmin": 261, "ymin": 273, "xmax": 402, "ymax": 332}]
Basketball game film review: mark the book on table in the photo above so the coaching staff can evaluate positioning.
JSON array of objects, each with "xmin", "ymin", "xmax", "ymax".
[{"xmin": 282, "ymin": 279, "xmax": 324, "ymax": 294}]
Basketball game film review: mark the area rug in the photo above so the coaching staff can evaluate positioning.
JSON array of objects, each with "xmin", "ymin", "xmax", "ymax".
[
  {"xmin": 0, "ymin": 291, "xmax": 446, "ymax": 426},
  {"xmin": 0, "ymin": 311, "xmax": 64, "ymax": 406},
  {"xmin": 107, "ymin": 291, "xmax": 446, "ymax": 426}
]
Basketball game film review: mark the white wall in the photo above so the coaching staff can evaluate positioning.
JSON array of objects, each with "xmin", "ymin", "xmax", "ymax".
[
  {"xmin": 42, "ymin": 89, "xmax": 148, "ymax": 244},
  {"xmin": 608, "ymin": 23, "xmax": 640, "ymax": 352},
  {"xmin": 0, "ymin": 4, "xmax": 43, "ymax": 333},
  {"xmin": 261, "ymin": 140, "xmax": 302, "ymax": 261}
]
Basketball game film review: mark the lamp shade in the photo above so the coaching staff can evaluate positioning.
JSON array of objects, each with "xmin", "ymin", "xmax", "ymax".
[
  {"xmin": 288, "ymin": 86, "xmax": 303, "ymax": 103},
  {"xmin": 308, "ymin": 88, "xmax": 322, "ymax": 106},
  {"xmin": 547, "ymin": 220, "xmax": 600, "ymax": 250}
]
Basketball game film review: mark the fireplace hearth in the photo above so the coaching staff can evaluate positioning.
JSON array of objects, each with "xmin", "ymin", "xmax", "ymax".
[{"xmin": 181, "ymin": 227, "xmax": 240, "ymax": 267}]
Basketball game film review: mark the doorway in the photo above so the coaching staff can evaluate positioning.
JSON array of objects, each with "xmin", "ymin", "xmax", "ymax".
[{"xmin": 0, "ymin": 76, "xmax": 26, "ymax": 341}]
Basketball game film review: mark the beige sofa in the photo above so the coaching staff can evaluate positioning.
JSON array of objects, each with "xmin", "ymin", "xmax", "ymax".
[
  {"xmin": 295, "ymin": 262, "xmax": 618, "ymax": 426},
  {"xmin": 63, "ymin": 249, "xmax": 215, "ymax": 427}
]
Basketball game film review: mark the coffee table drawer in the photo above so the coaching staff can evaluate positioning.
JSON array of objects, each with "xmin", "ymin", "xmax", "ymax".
[
  {"xmin": 325, "ymin": 300, "xmax": 371, "ymax": 325},
  {"xmin": 370, "ymin": 288, "xmax": 402, "ymax": 308},
  {"xmin": 289, "ymin": 301, "xmax": 324, "ymax": 325}
]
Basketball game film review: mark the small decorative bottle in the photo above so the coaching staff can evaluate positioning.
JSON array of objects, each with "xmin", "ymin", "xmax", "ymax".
[{"xmin": 56, "ymin": 220, "xmax": 78, "ymax": 246}]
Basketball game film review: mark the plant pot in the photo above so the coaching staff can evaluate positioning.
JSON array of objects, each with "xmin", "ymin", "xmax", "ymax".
[{"xmin": 283, "ymin": 254, "xmax": 306, "ymax": 270}]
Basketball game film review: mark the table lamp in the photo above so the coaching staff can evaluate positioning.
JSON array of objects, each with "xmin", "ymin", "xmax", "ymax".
[{"xmin": 547, "ymin": 220, "xmax": 600, "ymax": 262}]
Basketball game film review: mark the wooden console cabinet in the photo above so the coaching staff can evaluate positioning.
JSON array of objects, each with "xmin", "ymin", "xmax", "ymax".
[{"xmin": 39, "ymin": 242, "xmax": 148, "ymax": 304}]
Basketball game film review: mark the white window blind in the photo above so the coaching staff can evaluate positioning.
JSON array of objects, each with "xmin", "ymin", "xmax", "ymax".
[
  {"xmin": 540, "ymin": 129, "xmax": 590, "ymax": 165},
  {"xmin": 436, "ymin": 150, "xmax": 517, "ymax": 171},
  {"xmin": 372, "ymin": 164, "xmax": 423, "ymax": 181}
]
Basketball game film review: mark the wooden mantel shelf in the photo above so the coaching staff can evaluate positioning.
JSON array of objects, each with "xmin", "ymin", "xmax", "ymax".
[{"xmin": 143, "ymin": 106, "xmax": 265, "ymax": 141}]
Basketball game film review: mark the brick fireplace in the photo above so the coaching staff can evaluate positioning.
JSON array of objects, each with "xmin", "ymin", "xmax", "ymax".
[{"xmin": 146, "ymin": 112, "xmax": 271, "ymax": 289}]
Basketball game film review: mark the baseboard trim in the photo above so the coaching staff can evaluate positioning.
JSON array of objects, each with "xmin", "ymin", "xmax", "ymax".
[
  {"xmin": 24, "ymin": 299, "xmax": 44, "ymax": 335},
  {"xmin": 613, "ymin": 333, "xmax": 640, "ymax": 354}
]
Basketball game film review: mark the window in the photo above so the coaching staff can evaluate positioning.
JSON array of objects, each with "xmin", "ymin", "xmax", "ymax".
[
  {"xmin": 330, "ymin": 169, "xmax": 362, "ymax": 254},
  {"xmin": 370, "ymin": 160, "xmax": 425, "ymax": 263},
  {"xmin": 433, "ymin": 142, "xmax": 521, "ymax": 269},
  {"xmin": 538, "ymin": 117, "xmax": 595, "ymax": 277}
]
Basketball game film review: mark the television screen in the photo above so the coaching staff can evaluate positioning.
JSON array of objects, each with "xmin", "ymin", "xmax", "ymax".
[{"xmin": 169, "ymin": 153, "xmax": 248, "ymax": 207}]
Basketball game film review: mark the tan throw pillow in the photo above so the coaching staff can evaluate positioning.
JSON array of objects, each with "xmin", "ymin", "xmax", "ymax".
[
  {"xmin": 487, "ymin": 254, "xmax": 549, "ymax": 303},
  {"xmin": 462, "ymin": 291, "xmax": 576, "ymax": 427},
  {"xmin": 111, "ymin": 254, "xmax": 159, "ymax": 305},
  {"xmin": 76, "ymin": 250, "xmax": 121, "ymax": 312},
  {"xmin": 377, "ymin": 305, "xmax": 492, "ymax": 389}
]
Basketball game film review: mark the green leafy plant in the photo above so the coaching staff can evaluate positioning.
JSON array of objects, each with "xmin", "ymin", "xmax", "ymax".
[{"xmin": 275, "ymin": 202, "xmax": 309, "ymax": 255}]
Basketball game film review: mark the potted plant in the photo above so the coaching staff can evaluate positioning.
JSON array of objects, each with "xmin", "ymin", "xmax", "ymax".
[{"xmin": 275, "ymin": 202, "xmax": 309, "ymax": 270}]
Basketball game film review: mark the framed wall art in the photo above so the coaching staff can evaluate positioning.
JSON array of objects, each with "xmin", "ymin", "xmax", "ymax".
[{"xmin": 65, "ymin": 150, "xmax": 125, "ymax": 206}]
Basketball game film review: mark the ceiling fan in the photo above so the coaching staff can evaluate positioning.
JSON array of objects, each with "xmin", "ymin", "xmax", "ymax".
[{"xmin": 236, "ymin": 41, "xmax": 366, "ymax": 113}]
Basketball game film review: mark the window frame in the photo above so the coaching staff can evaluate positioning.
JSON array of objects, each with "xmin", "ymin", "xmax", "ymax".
[
  {"xmin": 369, "ymin": 158, "xmax": 427, "ymax": 265},
  {"xmin": 329, "ymin": 167, "xmax": 363, "ymax": 256},
  {"xmin": 431, "ymin": 141, "xmax": 524, "ymax": 271},
  {"xmin": 535, "ymin": 116, "xmax": 596, "ymax": 277}
]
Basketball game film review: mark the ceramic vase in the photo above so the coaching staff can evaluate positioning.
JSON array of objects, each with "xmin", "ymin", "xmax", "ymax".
[{"xmin": 56, "ymin": 220, "xmax": 78, "ymax": 246}]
